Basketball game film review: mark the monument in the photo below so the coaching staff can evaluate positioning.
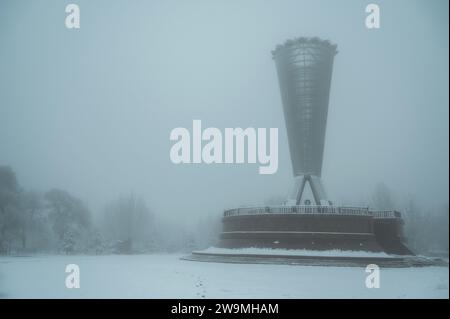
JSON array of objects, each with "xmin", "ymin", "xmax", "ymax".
[{"xmin": 185, "ymin": 37, "xmax": 421, "ymax": 266}]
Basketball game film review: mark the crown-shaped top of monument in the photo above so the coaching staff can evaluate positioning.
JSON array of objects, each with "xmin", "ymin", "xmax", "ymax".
[{"xmin": 271, "ymin": 36, "xmax": 338, "ymax": 59}]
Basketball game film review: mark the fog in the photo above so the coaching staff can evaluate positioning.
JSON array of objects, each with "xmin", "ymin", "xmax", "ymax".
[{"xmin": 0, "ymin": 0, "xmax": 448, "ymax": 231}]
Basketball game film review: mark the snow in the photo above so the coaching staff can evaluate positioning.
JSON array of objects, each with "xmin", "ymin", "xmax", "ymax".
[
  {"xmin": 197, "ymin": 247, "xmax": 393, "ymax": 258},
  {"xmin": 0, "ymin": 254, "xmax": 448, "ymax": 298}
]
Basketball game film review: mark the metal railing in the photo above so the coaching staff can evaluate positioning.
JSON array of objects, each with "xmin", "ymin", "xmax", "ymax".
[
  {"xmin": 371, "ymin": 210, "xmax": 401, "ymax": 219},
  {"xmin": 223, "ymin": 205, "xmax": 371, "ymax": 217}
]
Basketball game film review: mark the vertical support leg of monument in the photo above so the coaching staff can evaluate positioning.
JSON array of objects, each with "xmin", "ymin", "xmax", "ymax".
[
  {"xmin": 295, "ymin": 176, "xmax": 307, "ymax": 205},
  {"xmin": 307, "ymin": 175, "xmax": 322, "ymax": 206},
  {"xmin": 287, "ymin": 175, "xmax": 330, "ymax": 206},
  {"xmin": 309, "ymin": 175, "xmax": 330, "ymax": 206}
]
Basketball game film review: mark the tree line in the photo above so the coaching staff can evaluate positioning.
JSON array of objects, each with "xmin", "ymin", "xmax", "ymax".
[
  {"xmin": 0, "ymin": 165, "xmax": 447, "ymax": 255},
  {"xmin": 0, "ymin": 166, "xmax": 221, "ymax": 255},
  {"xmin": 370, "ymin": 182, "xmax": 448, "ymax": 255}
]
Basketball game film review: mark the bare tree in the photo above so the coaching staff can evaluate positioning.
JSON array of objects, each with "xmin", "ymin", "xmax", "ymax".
[
  {"xmin": 103, "ymin": 194, "xmax": 155, "ymax": 253},
  {"xmin": 0, "ymin": 166, "xmax": 20, "ymax": 254},
  {"xmin": 45, "ymin": 189, "xmax": 91, "ymax": 254},
  {"xmin": 371, "ymin": 182, "xmax": 395, "ymax": 210}
]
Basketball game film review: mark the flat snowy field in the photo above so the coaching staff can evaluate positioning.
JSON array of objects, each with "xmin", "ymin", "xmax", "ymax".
[{"xmin": 0, "ymin": 254, "xmax": 448, "ymax": 298}]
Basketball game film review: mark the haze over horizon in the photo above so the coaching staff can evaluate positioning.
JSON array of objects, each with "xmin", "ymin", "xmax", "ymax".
[{"xmin": 0, "ymin": 0, "xmax": 448, "ymax": 223}]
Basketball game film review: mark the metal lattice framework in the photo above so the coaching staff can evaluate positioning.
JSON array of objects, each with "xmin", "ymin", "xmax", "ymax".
[
  {"xmin": 272, "ymin": 37, "xmax": 337, "ymax": 177},
  {"xmin": 272, "ymin": 37, "xmax": 337, "ymax": 205}
]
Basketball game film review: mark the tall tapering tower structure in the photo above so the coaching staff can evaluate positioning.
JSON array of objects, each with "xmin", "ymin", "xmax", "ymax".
[{"xmin": 272, "ymin": 37, "xmax": 337, "ymax": 205}]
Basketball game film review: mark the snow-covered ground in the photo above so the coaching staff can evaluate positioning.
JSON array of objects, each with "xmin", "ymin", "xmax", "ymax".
[
  {"xmin": 0, "ymin": 254, "xmax": 448, "ymax": 298},
  {"xmin": 198, "ymin": 247, "xmax": 392, "ymax": 258}
]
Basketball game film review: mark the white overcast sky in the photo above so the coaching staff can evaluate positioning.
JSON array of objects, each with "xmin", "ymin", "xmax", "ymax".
[{"xmin": 0, "ymin": 0, "xmax": 448, "ymax": 222}]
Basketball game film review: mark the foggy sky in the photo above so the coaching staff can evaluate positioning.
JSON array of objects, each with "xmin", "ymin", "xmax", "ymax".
[{"xmin": 0, "ymin": 0, "xmax": 448, "ymax": 224}]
